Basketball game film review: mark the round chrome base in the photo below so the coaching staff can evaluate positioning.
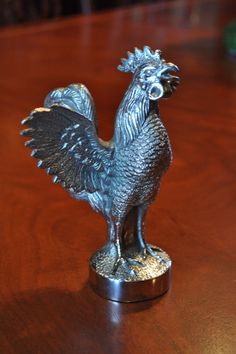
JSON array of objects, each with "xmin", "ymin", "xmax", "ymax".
[{"xmin": 89, "ymin": 244, "xmax": 171, "ymax": 302}]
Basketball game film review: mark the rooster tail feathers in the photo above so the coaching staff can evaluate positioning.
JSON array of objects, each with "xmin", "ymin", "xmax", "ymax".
[{"xmin": 44, "ymin": 83, "xmax": 98, "ymax": 131}]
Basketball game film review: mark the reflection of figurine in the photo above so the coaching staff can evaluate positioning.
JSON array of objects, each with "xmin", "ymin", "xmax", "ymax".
[{"xmin": 21, "ymin": 47, "xmax": 180, "ymax": 302}]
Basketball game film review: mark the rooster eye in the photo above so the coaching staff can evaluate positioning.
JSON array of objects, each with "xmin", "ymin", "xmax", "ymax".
[
  {"xmin": 140, "ymin": 68, "xmax": 155, "ymax": 81},
  {"xmin": 145, "ymin": 69, "xmax": 154, "ymax": 77}
]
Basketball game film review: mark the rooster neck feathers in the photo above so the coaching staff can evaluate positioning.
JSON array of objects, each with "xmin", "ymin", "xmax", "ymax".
[{"xmin": 113, "ymin": 82, "xmax": 152, "ymax": 147}]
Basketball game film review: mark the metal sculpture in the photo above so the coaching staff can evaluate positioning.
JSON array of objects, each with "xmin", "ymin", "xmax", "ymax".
[{"xmin": 21, "ymin": 46, "xmax": 180, "ymax": 302}]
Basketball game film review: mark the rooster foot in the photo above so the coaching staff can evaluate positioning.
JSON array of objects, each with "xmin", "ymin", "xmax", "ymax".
[
  {"xmin": 141, "ymin": 245, "xmax": 166, "ymax": 265},
  {"xmin": 112, "ymin": 256, "xmax": 144, "ymax": 276}
]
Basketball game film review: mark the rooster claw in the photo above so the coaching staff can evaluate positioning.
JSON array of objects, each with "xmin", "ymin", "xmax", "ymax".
[
  {"xmin": 141, "ymin": 245, "xmax": 166, "ymax": 264},
  {"xmin": 112, "ymin": 257, "xmax": 144, "ymax": 276}
]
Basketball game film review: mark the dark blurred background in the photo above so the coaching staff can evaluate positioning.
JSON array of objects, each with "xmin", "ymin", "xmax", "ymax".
[{"xmin": 0, "ymin": 0, "xmax": 160, "ymax": 26}]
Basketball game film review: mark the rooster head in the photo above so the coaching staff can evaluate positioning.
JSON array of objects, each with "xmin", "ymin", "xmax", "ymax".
[{"xmin": 118, "ymin": 46, "xmax": 180, "ymax": 100}]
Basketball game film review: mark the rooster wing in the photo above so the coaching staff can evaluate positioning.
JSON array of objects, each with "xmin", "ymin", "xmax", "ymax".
[{"xmin": 21, "ymin": 90, "xmax": 113, "ymax": 195}]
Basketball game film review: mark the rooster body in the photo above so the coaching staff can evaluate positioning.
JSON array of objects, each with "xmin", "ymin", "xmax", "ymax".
[{"xmin": 22, "ymin": 47, "xmax": 179, "ymax": 275}]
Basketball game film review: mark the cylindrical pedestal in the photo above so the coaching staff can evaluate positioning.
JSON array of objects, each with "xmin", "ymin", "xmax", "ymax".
[{"xmin": 89, "ymin": 244, "xmax": 171, "ymax": 302}]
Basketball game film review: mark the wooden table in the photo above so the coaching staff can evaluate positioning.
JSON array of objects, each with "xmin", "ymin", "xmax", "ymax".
[{"xmin": 0, "ymin": 0, "xmax": 235, "ymax": 353}]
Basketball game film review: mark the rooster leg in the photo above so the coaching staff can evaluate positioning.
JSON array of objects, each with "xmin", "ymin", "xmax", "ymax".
[
  {"xmin": 137, "ymin": 204, "xmax": 165, "ymax": 264},
  {"xmin": 136, "ymin": 204, "xmax": 148, "ymax": 252},
  {"xmin": 111, "ymin": 218, "xmax": 142, "ymax": 276}
]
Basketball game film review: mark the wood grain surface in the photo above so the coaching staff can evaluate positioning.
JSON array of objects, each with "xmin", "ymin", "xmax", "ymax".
[{"xmin": 0, "ymin": 0, "xmax": 235, "ymax": 353}]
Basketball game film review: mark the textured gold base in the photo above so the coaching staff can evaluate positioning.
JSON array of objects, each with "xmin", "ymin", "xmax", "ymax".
[{"xmin": 89, "ymin": 245, "xmax": 171, "ymax": 302}]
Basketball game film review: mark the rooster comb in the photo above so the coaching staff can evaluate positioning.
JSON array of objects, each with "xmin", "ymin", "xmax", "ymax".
[{"xmin": 118, "ymin": 46, "xmax": 163, "ymax": 73}]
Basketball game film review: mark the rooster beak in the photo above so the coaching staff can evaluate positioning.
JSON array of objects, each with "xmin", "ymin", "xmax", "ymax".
[
  {"xmin": 166, "ymin": 63, "xmax": 179, "ymax": 72},
  {"xmin": 159, "ymin": 62, "xmax": 179, "ymax": 75},
  {"xmin": 158, "ymin": 62, "xmax": 180, "ymax": 99}
]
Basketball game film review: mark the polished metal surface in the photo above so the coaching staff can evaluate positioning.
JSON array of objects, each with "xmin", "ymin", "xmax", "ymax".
[
  {"xmin": 90, "ymin": 247, "xmax": 171, "ymax": 303},
  {"xmin": 21, "ymin": 47, "xmax": 180, "ymax": 302},
  {"xmin": 90, "ymin": 244, "xmax": 171, "ymax": 302}
]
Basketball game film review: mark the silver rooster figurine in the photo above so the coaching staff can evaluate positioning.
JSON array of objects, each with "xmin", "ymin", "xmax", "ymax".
[{"xmin": 21, "ymin": 46, "xmax": 180, "ymax": 302}]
